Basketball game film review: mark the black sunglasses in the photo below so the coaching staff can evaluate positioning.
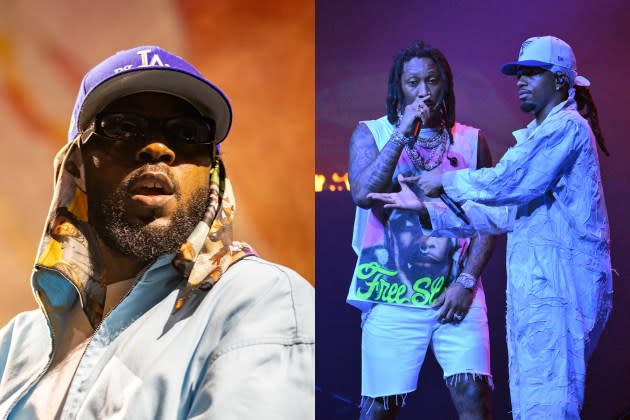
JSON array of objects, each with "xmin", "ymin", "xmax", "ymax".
[{"xmin": 83, "ymin": 112, "xmax": 216, "ymax": 145}]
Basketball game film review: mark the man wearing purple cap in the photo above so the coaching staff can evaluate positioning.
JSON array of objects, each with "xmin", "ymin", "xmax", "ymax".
[
  {"xmin": 369, "ymin": 36, "xmax": 612, "ymax": 418},
  {"xmin": 0, "ymin": 46, "xmax": 314, "ymax": 419}
]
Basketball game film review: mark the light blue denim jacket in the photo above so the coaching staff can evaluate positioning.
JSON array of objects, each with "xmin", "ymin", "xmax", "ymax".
[
  {"xmin": 424, "ymin": 95, "xmax": 612, "ymax": 418},
  {"xmin": 0, "ymin": 254, "xmax": 314, "ymax": 419}
]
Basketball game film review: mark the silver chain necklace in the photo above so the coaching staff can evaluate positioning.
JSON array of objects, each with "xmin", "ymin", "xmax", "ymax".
[{"xmin": 405, "ymin": 129, "xmax": 449, "ymax": 171}]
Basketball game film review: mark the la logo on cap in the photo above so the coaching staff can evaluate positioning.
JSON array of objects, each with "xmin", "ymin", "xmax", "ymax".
[
  {"xmin": 137, "ymin": 49, "xmax": 170, "ymax": 68},
  {"xmin": 113, "ymin": 49, "xmax": 171, "ymax": 74}
]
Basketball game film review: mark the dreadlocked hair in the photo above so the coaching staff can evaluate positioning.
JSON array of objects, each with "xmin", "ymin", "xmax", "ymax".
[
  {"xmin": 386, "ymin": 41, "xmax": 456, "ymax": 145},
  {"xmin": 575, "ymin": 85, "xmax": 609, "ymax": 156}
]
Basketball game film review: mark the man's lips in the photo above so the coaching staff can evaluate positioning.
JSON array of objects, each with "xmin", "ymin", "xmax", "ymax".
[
  {"xmin": 424, "ymin": 101, "xmax": 438, "ymax": 110},
  {"xmin": 128, "ymin": 172, "xmax": 175, "ymax": 207},
  {"xmin": 518, "ymin": 90, "xmax": 531, "ymax": 99}
]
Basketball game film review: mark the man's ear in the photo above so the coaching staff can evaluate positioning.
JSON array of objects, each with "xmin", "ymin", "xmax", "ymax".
[{"xmin": 554, "ymin": 72, "xmax": 569, "ymax": 91}]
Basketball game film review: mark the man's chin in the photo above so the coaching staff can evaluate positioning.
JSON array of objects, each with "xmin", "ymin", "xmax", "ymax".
[
  {"xmin": 94, "ymin": 209, "xmax": 199, "ymax": 262},
  {"xmin": 90, "ymin": 184, "xmax": 211, "ymax": 262},
  {"xmin": 133, "ymin": 214, "xmax": 175, "ymax": 230},
  {"xmin": 520, "ymin": 101, "xmax": 537, "ymax": 113},
  {"xmin": 98, "ymin": 223, "xmax": 179, "ymax": 261}
]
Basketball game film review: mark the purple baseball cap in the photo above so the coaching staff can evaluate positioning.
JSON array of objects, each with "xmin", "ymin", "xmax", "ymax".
[{"xmin": 68, "ymin": 45, "xmax": 232, "ymax": 144}]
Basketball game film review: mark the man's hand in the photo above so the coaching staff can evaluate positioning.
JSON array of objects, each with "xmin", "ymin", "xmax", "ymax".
[
  {"xmin": 367, "ymin": 175, "xmax": 424, "ymax": 211},
  {"xmin": 398, "ymin": 95, "xmax": 432, "ymax": 136},
  {"xmin": 432, "ymin": 283, "xmax": 473, "ymax": 323},
  {"xmin": 418, "ymin": 171, "xmax": 444, "ymax": 197}
]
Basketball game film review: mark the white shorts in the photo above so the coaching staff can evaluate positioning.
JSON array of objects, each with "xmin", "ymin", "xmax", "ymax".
[{"xmin": 361, "ymin": 285, "xmax": 492, "ymax": 398}]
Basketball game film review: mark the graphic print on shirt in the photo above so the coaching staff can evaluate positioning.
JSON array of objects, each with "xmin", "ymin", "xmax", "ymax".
[
  {"xmin": 353, "ymin": 200, "xmax": 457, "ymax": 307},
  {"xmin": 348, "ymin": 119, "xmax": 478, "ymax": 310}
]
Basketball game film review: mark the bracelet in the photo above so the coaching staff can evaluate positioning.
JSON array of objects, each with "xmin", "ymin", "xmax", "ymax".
[
  {"xmin": 454, "ymin": 272, "xmax": 478, "ymax": 290},
  {"xmin": 389, "ymin": 131, "xmax": 414, "ymax": 147}
]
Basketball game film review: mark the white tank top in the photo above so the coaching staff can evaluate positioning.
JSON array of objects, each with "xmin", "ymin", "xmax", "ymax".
[{"xmin": 348, "ymin": 116, "xmax": 479, "ymax": 312}]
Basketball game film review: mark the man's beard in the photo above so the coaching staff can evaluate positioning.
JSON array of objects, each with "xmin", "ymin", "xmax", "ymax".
[
  {"xmin": 520, "ymin": 101, "xmax": 536, "ymax": 112},
  {"xmin": 89, "ymin": 177, "xmax": 211, "ymax": 262}
]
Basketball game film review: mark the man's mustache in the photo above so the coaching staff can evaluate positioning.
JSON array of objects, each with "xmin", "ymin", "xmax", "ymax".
[{"xmin": 124, "ymin": 164, "xmax": 179, "ymax": 196}]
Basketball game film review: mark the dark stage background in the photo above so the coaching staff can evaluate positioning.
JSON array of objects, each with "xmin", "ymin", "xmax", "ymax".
[{"xmin": 316, "ymin": 0, "xmax": 630, "ymax": 419}]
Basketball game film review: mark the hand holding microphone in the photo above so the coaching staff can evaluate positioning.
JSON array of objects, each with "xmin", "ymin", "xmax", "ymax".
[
  {"xmin": 398, "ymin": 95, "xmax": 431, "ymax": 140},
  {"xmin": 399, "ymin": 95, "xmax": 470, "ymax": 225},
  {"xmin": 417, "ymin": 165, "xmax": 471, "ymax": 225},
  {"xmin": 417, "ymin": 171, "xmax": 443, "ymax": 198}
]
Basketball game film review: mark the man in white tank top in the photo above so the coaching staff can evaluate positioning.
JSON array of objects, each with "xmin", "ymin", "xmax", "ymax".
[{"xmin": 347, "ymin": 41, "xmax": 496, "ymax": 419}]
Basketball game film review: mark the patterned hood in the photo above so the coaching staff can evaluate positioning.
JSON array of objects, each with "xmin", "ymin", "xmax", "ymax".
[{"xmin": 33, "ymin": 138, "xmax": 256, "ymax": 328}]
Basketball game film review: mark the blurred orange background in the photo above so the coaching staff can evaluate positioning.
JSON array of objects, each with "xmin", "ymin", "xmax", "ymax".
[{"xmin": 0, "ymin": 0, "xmax": 314, "ymax": 325}]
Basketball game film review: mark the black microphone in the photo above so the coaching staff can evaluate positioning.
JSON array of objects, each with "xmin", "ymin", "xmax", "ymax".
[
  {"xmin": 439, "ymin": 193, "xmax": 470, "ymax": 225},
  {"xmin": 411, "ymin": 117, "xmax": 422, "ymax": 139},
  {"xmin": 410, "ymin": 115, "xmax": 468, "ymax": 224}
]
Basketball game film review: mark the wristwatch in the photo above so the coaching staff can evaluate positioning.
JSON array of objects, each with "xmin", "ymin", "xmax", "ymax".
[{"xmin": 455, "ymin": 272, "xmax": 477, "ymax": 290}]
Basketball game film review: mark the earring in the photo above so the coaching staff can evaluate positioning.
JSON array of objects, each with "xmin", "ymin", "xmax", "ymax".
[{"xmin": 555, "ymin": 72, "xmax": 567, "ymax": 91}]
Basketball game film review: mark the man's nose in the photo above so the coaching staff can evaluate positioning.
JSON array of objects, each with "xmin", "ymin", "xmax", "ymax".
[
  {"xmin": 516, "ymin": 75, "xmax": 527, "ymax": 88},
  {"xmin": 135, "ymin": 141, "xmax": 175, "ymax": 164},
  {"xmin": 417, "ymin": 83, "xmax": 430, "ymax": 97}
]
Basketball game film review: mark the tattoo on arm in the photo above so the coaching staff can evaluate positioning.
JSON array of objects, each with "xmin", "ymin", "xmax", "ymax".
[
  {"xmin": 348, "ymin": 123, "xmax": 405, "ymax": 207},
  {"xmin": 462, "ymin": 233, "xmax": 496, "ymax": 278}
]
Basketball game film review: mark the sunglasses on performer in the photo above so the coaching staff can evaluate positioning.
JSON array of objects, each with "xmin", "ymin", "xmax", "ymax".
[{"xmin": 83, "ymin": 112, "xmax": 216, "ymax": 145}]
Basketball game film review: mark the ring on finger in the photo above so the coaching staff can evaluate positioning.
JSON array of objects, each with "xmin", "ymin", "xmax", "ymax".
[{"xmin": 453, "ymin": 313, "xmax": 464, "ymax": 321}]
